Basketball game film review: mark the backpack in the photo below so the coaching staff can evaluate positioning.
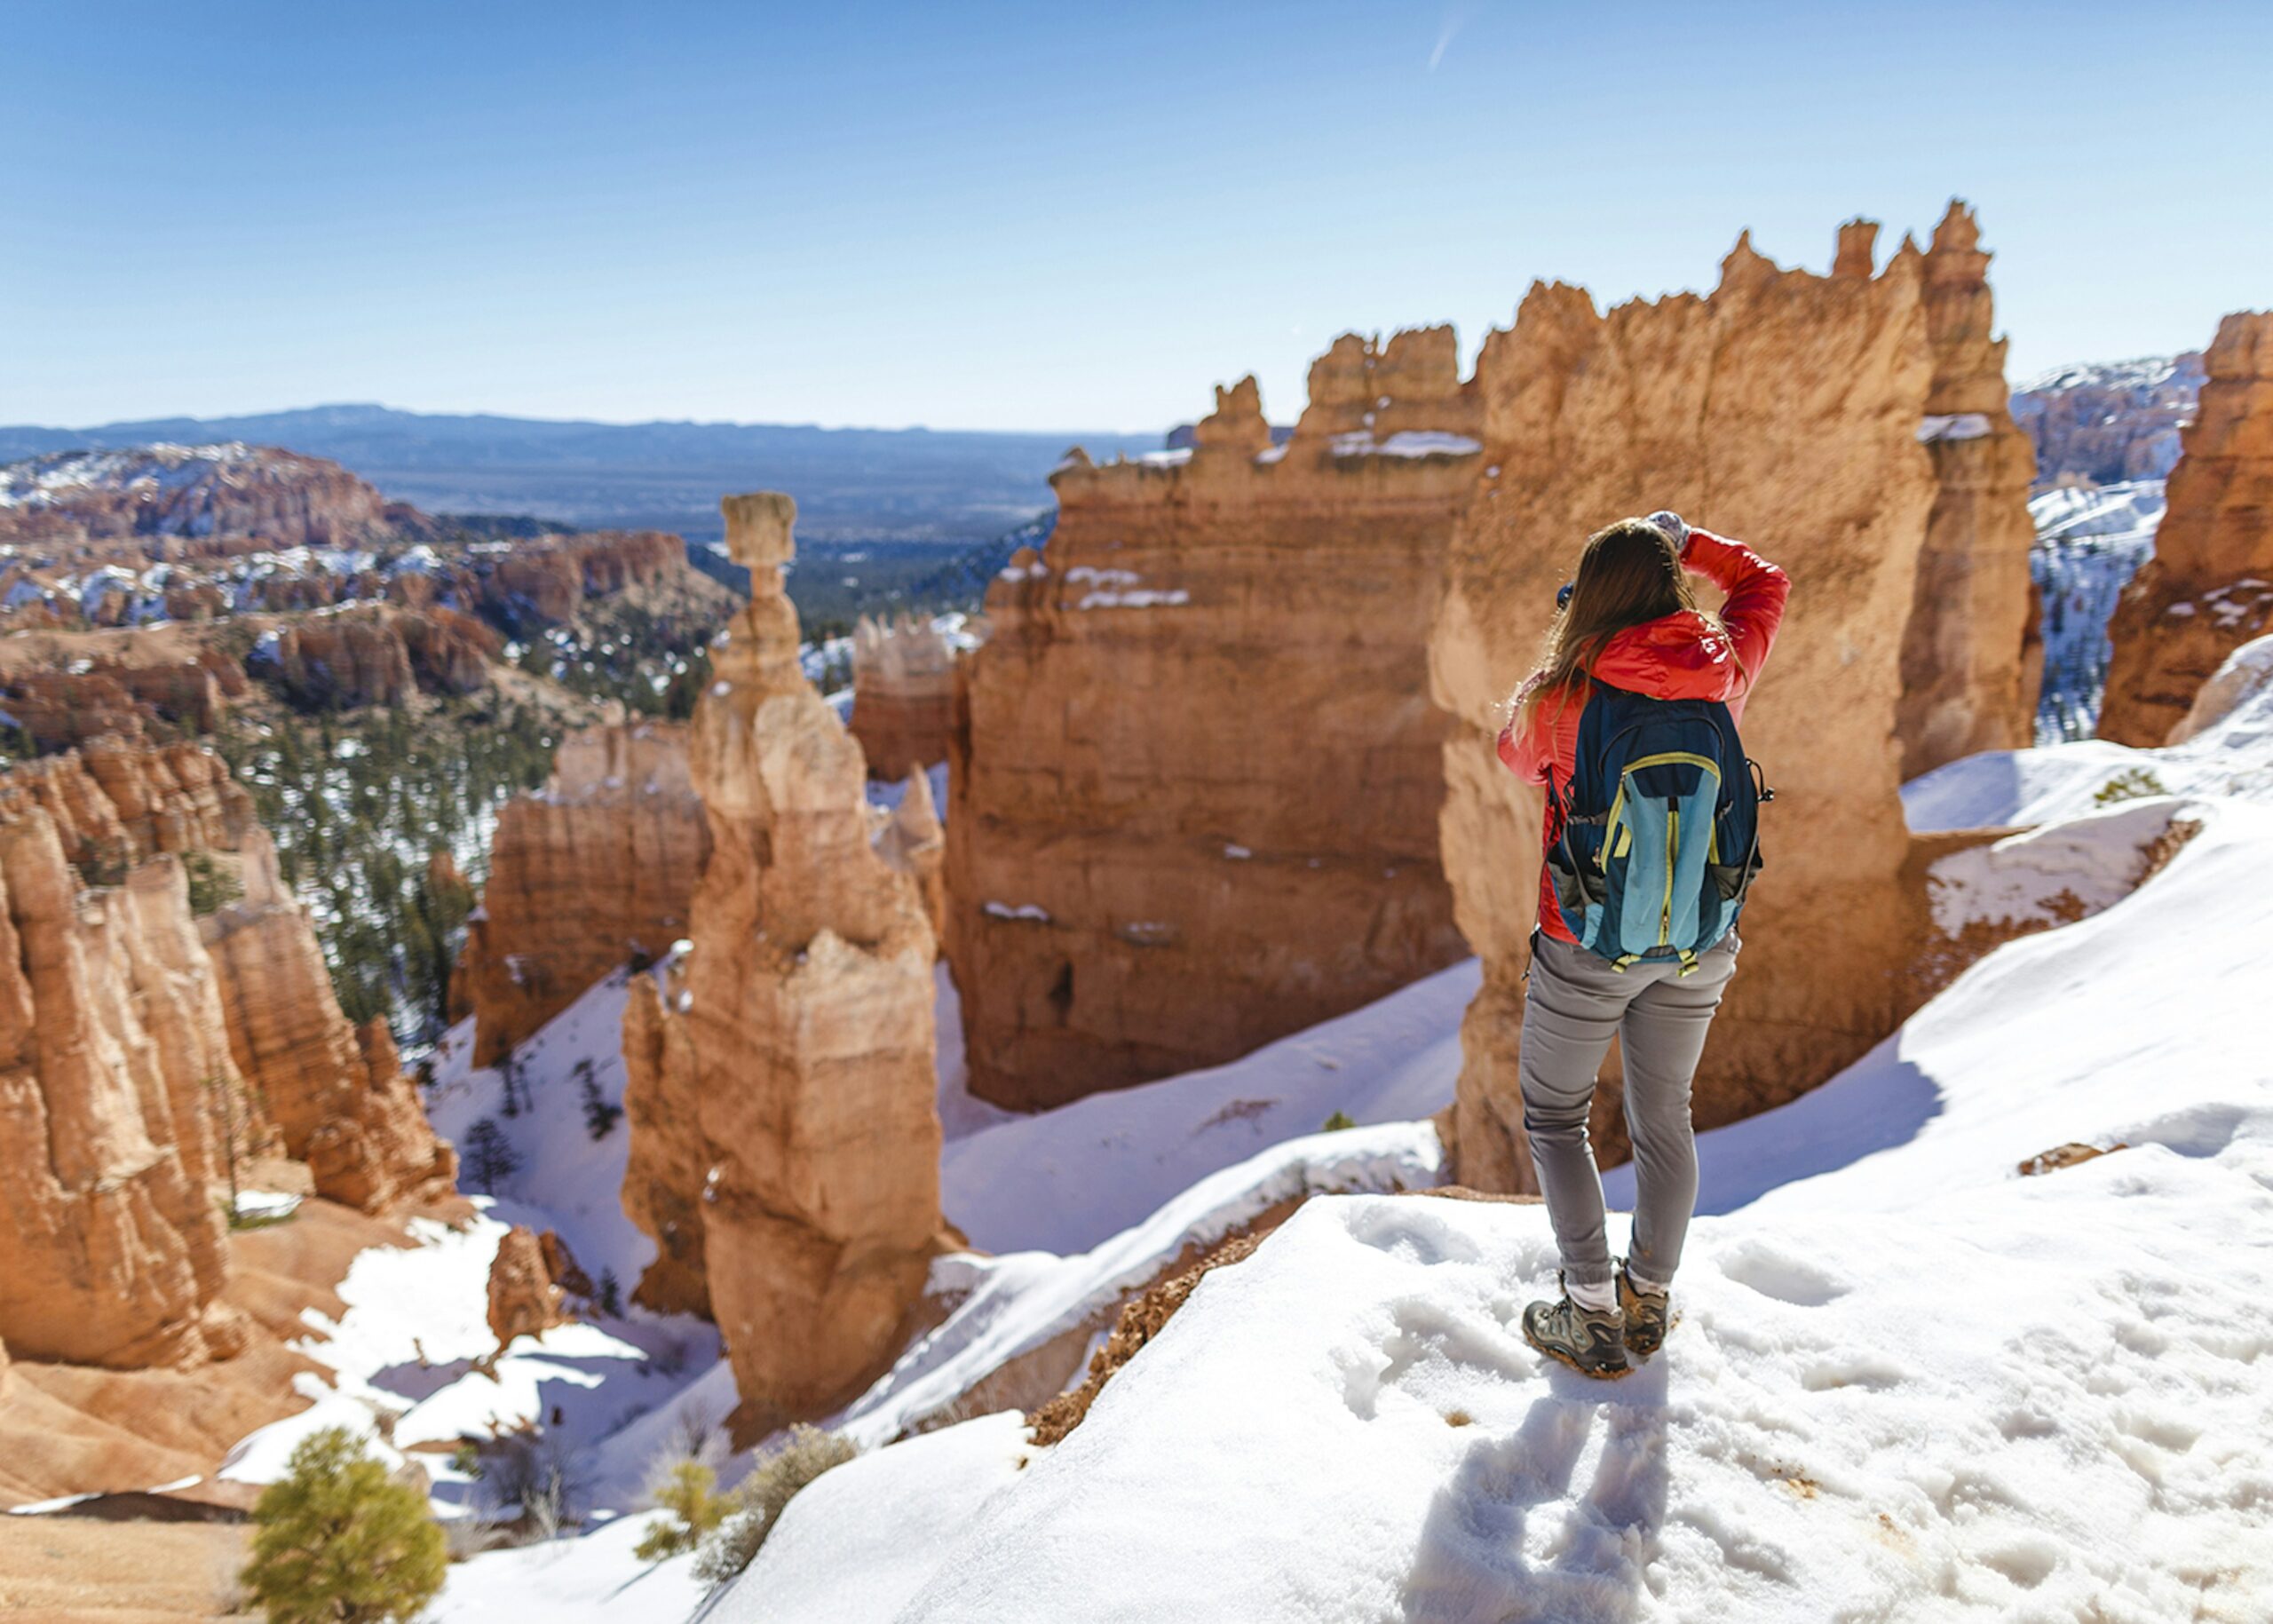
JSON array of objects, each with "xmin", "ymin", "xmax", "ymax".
[{"xmin": 1542, "ymin": 682, "xmax": 1770, "ymax": 973}]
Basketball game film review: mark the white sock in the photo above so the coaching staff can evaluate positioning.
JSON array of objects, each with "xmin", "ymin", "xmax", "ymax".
[
  {"xmin": 1626, "ymin": 1264, "xmax": 1668, "ymax": 1296},
  {"xmin": 1567, "ymin": 1277, "xmax": 1618, "ymax": 1314}
]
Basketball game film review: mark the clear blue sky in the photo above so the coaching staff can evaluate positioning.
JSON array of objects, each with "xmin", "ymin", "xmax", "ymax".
[{"xmin": 6, "ymin": 1, "xmax": 2267, "ymax": 433}]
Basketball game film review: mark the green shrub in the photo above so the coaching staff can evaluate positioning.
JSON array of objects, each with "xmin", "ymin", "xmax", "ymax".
[
  {"xmin": 241, "ymin": 1427, "xmax": 445, "ymax": 1624},
  {"xmin": 1321, "ymin": 1110, "xmax": 1357, "ymax": 1132},
  {"xmin": 692, "ymin": 1426, "xmax": 857, "ymax": 1588},
  {"xmin": 2094, "ymin": 767, "xmax": 2168, "ymax": 806},
  {"xmin": 634, "ymin": 1459, "xmax": 726, "ymax": 1561}
]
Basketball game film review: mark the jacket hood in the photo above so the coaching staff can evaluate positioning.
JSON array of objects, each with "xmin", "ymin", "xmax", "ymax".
[{"xmin": 1588, "ymin": 609, "xmax": 1746, "ymax": 702}]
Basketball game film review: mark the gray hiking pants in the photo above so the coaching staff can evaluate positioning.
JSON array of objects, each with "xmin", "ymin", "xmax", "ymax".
[{"xmin": 1518, "ymin": 929, "xmax": 1740, "ymax": 1289}]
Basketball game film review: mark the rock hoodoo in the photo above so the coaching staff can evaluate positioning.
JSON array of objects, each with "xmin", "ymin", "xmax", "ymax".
[
  {"xmin": 1432, "ymin": 218, "xmax": 2015, "ymax": 1192},
  {"xmin": 0, "ymin": 740, "xmax": 455, "ymax": 1224},
  {"xmin": 0, "ymin": 811, "xmax": 243, "ymax": 1367},
  {"xmin": 946, "ymin": 329, "xmax": 1478, "ymax": 1110},
  {"xmin": 458, "ymin": 720, "xmax": 710, "ymax": 1066},
  {"xmin": 620, "ymin": 492, "xmax": 946, "ymax": 1423},
  {"xmin": 849, "ymin": 614, "xmax": 964, "ymax": 780},
  {"xmin": 486, "ymin": 1225, "xmax": 570, "ymax": 1349},
  {"xmin": 2010, "ymin": 353, "xmax": 2205, "ymax": 487},
  {"xmin": 2098, "ymin": 312, "xmax": 2273, "ymax": 745},
  {"xmin": 1897, "ymin": 203, "xmax": 2040, "ymax": 776},
  {"xmin": 199, "ymin": 831, "xmax": 457, "ymax": 1213}
]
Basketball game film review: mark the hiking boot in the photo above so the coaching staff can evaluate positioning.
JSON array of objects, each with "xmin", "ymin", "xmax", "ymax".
[
  {"xmin": 1618, "ymin": 1263, "xmax": 1670, "ymax": 1359},
  {"xmin": 1521, "ymin": 1280, "xmax": 1630, "ymax": 1379}
]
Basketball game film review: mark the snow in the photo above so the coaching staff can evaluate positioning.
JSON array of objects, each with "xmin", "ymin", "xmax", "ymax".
[
  {"xmin": 980, "ymin": 900, "xmax": 1049, "ymax": 922},
  {"xmin": 941, "ymin": 959, "xmax": 1477, "ymax": 1256},
  {"xmin": 708, "ymin": 1412, "xmax": 1032, "ymax": 1624},
  {"xmin": 1328, "ymin": 430, "xmax": 1483, "ymax": 459},
  {"xmin": 840, "ymin": 1121, "xmax": 1445, "ymax": 1450},
  {"xmin": 425, "ymin": 1514, "xmax": 708, "ymax": 1624},
  {"xmin": 1074, "ymin": 588, "xmax": 1190, "ymax": 609},
  {"xmin": 1907, "ymin": 631, "xmax": 2273, "ymax": 830},
  {"xmin": 1135, "ymin": 448, "xmax": 1192, "ymax": 467},
  {"xmin": 231, "ymin": 1189, "xmax": 303, "ymax": 1223},
  {"xmin": 1914, "ymin": 412, "xmax": 1992, "ymax": 441}
]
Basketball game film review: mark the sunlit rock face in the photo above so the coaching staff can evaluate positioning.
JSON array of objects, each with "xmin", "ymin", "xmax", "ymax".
[
  {"xmin": 459, "ymin": 720, "xmax": 709, "ymax": 1066},
  {"xmin": 945, "ymin": 331, "xmax": 1479, "ymax": 1112},
  {"xmin": 620, "ymin": 492, "xmax": 947, "ymax": 1426},
  {"xmin": 1433, "ymin": 219, "xmax": 1975, "ymax": 1193},
  {"xmin": 0, "ymin": 812, "xmax": 242, "ymax": 1367},
  {"xmin": 2098, "ymin": 313, "xmax": 2273, "ymax": 746}
]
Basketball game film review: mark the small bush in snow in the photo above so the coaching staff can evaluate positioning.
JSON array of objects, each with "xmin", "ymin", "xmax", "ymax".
[
  {"xmin": 595, "ymin": 1267, "xmax": 624, "ymax": 1317},
  {"xmin": 241, "ymin": 1427, "xmax": 445, "ymax": 1624},
  {"xmin": 634, "ymin": 1459, "xmax": 726, "ymax": 1561},
  {"xmin": 2094, "ymin": 766, "xmax": 2168, "ymax": 805},
  {"xmin": 692, "ymin": 1426, "xmax": 858, "ymax": 1588},
  {"xmin": 1321, "ymin": 1109, "xmax": 1357, "ymax": 1132},
  {"xmin": 476, "ymin": 1431, "xmax": 587, "ymax": 1543}
]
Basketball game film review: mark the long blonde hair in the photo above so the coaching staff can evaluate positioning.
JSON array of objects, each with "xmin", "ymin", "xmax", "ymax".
[{"xmin": 1512, "ymin": 518, "xmax": 1723, "ymax": 730}]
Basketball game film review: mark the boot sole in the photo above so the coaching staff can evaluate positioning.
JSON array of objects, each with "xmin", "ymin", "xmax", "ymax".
[{"xmin": 1522, "ymin": 1322, "xmax": 1632, "ymax": 1380}]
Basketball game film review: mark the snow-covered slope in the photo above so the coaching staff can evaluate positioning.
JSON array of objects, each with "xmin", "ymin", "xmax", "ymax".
[{"xmin": 941, "ymin": 959, "xmax": 1476, "ymax": 1256}]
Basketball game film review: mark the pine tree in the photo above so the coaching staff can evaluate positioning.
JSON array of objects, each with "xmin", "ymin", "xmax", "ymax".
[
  {"xmin": 241, "ymin": 1427, "xmax": 445, "ymax": 1624},
  {"xmin": 462, "ymin": 1116, "xmax": 520, "ymax": 1192}
]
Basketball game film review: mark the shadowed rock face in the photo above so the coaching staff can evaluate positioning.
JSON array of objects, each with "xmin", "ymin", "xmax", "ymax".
[
  {"xmin": 2099, "ymin": 312, "xmax": 2273, "ymax": 745},
  {"xmin": 459, "ymin": 721, "xmax": 709, "ymax": 1067},
  {"xmin": 620, "ymin": 492, "xmax": 946, "ymax": 1424},
  {"xmin": 946, "ymin": 330, "xmax": 1479, "ymax": 1111},
  {"xmin": 1433, "ymin": 221, "xmax": 1958, "ymax": 1193},
  {"xmin": 850, "ymin": 614, "xmax": 962, "ymax": 781}
]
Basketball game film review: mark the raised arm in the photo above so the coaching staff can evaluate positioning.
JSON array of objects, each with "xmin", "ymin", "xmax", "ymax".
[{"xmin": 1683, "ymin": 527, "xmax": 1788, "ymax": 698}]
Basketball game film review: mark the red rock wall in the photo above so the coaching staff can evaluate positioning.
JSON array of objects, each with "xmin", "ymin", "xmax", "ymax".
[
  {"xmin": 2099, "ymin": 312, "xmax": 2273, "ymax": 744},
  {"xmin": 946, "ymin": 330, "xmax": 1478, "ymax": 1111}
]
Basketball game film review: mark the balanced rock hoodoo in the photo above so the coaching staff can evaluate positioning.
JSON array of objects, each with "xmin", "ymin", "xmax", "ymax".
[{"xmin": 621, "ymin": 493, "xmax": 947, "ymax": 1424}]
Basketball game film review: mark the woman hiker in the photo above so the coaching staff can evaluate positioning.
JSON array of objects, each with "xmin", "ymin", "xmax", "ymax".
[{"xmin": 1496, "ymin": 511, "xmax": 1789, "ymax": 1378}]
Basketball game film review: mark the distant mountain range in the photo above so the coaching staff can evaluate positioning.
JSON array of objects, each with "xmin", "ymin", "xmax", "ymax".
[{"xmin": 0, "ymin": 404, "xmax": 1162, "ymax": 544}]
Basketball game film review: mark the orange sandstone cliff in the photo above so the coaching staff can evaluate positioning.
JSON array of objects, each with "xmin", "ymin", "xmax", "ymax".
[
  {"xmin": 620, "ymin": 493, "xmax": 946, "ymax": 1425},
  {"xmin": 1897, "ymin": 204, "xmax": 2041, "ymax": 775},
  {"xmin": 946, "ymin": 332, "xmax": 1479, "ymax": 1110},
  {"xmin": 1432, "ymin": 221, "xmax": 1987, "ymax": 1192},
  {"xmin": 2098, "ymin": 311, "xmax": 2273, "ymax": 744},
  {"xmin": 459, "ymin": 721, "xmax": 709, "ymax": 1066}
]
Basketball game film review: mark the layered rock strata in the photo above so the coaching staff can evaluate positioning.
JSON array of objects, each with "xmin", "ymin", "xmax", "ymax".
[
  {"xmin": 0, "ymin": 814, "xmax": 242, "ymax": 1367},
  {"xmin": 850, "ymin": 615, "xmax": 962, "ymax": 780},
  {"xmin": 1434, "ymin": 221, "xmax": 1973, "ymax": 1192},
  {"xmin": 1897, "ymin": 204, "xmax": 2041, "ymax": 775},
  {"xmin": 2098, "ymin": 313, "xmax": 2273, "ymax": 744},
  {"xmin": 620, "ymin": 493, "xmax": 946, "ymax": 1422},
  {"xmin": 460, "ymin": 721, "xmax": 710, "ymax": 1066},
  {"xmin": 199, "ymin": 832, "xmax": 457, "ymax": 1212},
  {"xmin": 2011, "ymin": 353, "xmax": 2205, "ymax": 487},
  {"xmin": 946, "ymin": 331, "xmax": 1479, "ymax": 1110},
  {"xmin": 0, "ymin": 444, "xmax": 392, "ymax": 549}
]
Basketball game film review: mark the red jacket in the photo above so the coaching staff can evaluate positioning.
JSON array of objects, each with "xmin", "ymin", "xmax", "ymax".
[{"xmin": 1496, "ymin": 528, "xmax": 1790, "ymax": 945}]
